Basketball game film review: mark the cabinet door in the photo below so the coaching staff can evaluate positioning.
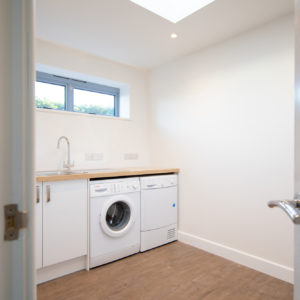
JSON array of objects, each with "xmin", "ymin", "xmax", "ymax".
[
  {"xmin": 43, "ymin": 180, "xmax": 88, "ymax": 267},
  {"xmin": 35, "ymin": 183, "xmax": 43, "ymax": 269}
]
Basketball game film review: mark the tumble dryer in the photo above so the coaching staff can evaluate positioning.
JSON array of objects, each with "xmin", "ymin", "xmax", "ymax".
[{"xmin": 140, "ymin": 174, "xmax": 178, "ymax": 252}]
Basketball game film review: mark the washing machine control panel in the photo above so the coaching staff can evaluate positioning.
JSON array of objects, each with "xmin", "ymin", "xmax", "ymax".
[{"xmin": 90, "ymin": 180, "xmax": 140, "ymax": 197}]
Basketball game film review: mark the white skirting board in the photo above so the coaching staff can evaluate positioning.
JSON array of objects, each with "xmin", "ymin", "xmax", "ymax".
[
  {"xmin": 178, "ymin": 231, "xmax": 293, "ymax": 283},
  {"xmin": 37, "ymin": 256, "xmax": 87, "ymax": 284},
  {"xmin": 90, "ymin": 244, "xmax": 140, "ymax": 269}
]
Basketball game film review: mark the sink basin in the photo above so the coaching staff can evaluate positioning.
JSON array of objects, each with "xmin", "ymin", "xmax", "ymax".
[
  {"xmin": 36, "ymin": 169, "xmax": 119, "ymax": 176},
  {"xmin": 36, "ymin": 170, "xmax": 89, "ymax": 176},
  {"xmin": 84, "ymin": 168, "xmax": 120, "ymax": 173}
]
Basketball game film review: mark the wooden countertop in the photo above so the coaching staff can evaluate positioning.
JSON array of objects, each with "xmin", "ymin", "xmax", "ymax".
[{"xmin": 36, "ymin": 167, "xmax": 179, "ymax": 182}]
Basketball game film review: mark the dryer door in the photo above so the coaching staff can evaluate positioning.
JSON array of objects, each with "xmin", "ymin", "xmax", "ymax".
[
  {"xmin": 100, "ymin": 195, "xmax": 136, "ymax": 238},
  {"xmin": 141, "ymin": 186, "xmax": 177, "ymax": 231}
]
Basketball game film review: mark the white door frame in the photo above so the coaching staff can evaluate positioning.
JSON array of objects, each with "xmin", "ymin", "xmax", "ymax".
[
  {"xmin": 0, "ymin": 0, "xmax": 35, "ymax": 299},
  {"xmin": 296, "ymin": 1, "xmax": 300, "ymax": 299}
]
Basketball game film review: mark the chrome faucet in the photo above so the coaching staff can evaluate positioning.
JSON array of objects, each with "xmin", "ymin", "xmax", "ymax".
[{"xmin": 57, "ymin": 136, "xmax": 74, "ymax": 172}]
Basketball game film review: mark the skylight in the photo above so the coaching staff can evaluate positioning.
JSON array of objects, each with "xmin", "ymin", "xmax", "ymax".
[{"xmin": 130, "ymin": 0, "xmax": 215, "ymax": 23}]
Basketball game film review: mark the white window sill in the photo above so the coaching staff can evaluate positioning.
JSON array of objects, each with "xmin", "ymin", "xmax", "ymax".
[{"xmin": 36, "ymin": 108, "xmax": 131, "ymax": 121}]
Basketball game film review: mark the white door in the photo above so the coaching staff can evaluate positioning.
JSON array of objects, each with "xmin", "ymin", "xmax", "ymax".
[
  {"xmin": 296, "ymin": 2, "xmax": 300, "ymax": 299},
  {"xmin": 0, "ymin": 0, "xmax": 35, "ymax": 299},
  {"xmin": 269, "ymin": 2, "xmax": 300, "ymax": 299}
]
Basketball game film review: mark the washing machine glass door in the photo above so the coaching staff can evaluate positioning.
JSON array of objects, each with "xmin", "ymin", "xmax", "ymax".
[
  {"xmin": 106, "ymin": 201, "xmax": 130, "ymax": 230},
  {"xmin": 100, "ymin": 196, "xmax": 136, "ymax": 238}
]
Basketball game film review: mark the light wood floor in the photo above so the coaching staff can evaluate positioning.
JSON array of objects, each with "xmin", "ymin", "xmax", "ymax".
[{"xmin": 37, "ymin": 242, "xmax": 293, "ymax": 300}]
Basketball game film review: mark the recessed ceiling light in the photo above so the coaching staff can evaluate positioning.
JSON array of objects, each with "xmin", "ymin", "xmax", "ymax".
[
  {"xmin": 130, "ymin": 0, "xmax": 216, "ymax": 23},
  {"xmin": 170, "ymin": 33, "xmax": 178, "ymax": 39}
]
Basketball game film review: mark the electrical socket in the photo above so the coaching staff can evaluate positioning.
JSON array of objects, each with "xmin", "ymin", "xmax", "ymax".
[
  {"xmin": 124, "ymin": 153, "xmax": 139, "ymax": 160},
  {"xmin": 85, "ymin": 153, "xmax": 103, "ymax": 161}
]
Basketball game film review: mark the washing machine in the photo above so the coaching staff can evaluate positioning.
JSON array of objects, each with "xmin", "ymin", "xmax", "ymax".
[
  {"xmin": 140, "ymin": 174, "xmax": 178, "ymax": 252},
  {"xmin": 89, "ymin": 177, "xmax": 140, "ymax": 268}
]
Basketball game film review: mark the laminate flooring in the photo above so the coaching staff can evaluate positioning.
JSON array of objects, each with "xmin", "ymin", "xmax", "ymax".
[{"xmin": 37, "ymin": 242, "xmax": 293, "ymax": 300}]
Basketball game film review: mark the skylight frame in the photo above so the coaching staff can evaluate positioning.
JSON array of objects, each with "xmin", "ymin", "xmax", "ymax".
[{"xmin": 130, "ymin": 0, "xmax": 216, "ymax": 23}]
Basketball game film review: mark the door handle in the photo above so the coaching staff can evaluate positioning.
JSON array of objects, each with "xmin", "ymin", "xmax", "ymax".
[
  {"xmin": 146, "ymin": 184, "xmax": 158, "ymax": 188},
  {"xmin": 268, "ymin": 200, "xmax": 300, "ymax": 224},
  {"xmin": 46, "ymin": 185, "xmax": 51, "ymax": 203},
  {"xmin": 36, "ymin": 185, "xmax": 40, "ymax": 203}
]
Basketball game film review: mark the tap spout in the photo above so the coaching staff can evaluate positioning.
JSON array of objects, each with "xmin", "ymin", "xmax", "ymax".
[{"xmin": 57, "ymin": 136, "xmax": 74, "ymax": 171}]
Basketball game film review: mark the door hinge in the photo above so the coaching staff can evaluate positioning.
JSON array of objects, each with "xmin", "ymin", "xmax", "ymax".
[
  {"xmin": 295, "ymin": 193, "xmax": 300, "ymax": 208},
  {"xmin": 4, "ymin": 204, "xmax": 28, "ymax": 241}
]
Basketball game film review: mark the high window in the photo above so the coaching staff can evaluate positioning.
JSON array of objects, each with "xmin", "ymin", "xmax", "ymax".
[{"xmin": 35, "ymin": 72, "xmax": 120, "ymax": 117}]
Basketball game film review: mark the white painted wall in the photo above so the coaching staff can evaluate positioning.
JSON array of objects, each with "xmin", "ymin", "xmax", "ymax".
[
  {"xmin": 150, "ymin": 15, "xmax": 295, "ymax": 282},
  {"xmin": 35, "ymin": 15, "xmax": 295, "ymax": 283},
  {"xmin": 35, "ymin": 39, "xmax": 150, "ymax": 171}
]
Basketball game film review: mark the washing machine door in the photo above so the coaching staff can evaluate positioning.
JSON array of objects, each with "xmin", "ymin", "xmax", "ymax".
[{"xmin": 100, "ymin": 195, "xmax": 136, "ymax": 238}]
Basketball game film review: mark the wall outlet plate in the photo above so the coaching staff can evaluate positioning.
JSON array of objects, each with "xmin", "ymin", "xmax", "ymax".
[
  {"xmin": 124, "ymin": 153, "xmax": 139, "ymax": 160},
  {"xmin": 85, "ymin": 153, "xmax": 103, "ymax": 161}
]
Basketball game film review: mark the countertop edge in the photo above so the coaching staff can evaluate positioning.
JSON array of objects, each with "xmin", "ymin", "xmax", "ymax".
[{"xmin": 36, "ymin": 168, "xmax": 180, "ymax": 182}]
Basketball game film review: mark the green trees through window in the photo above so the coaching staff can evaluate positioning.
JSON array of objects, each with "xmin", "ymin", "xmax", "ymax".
[{"xmin": 36, "ymin": 97, "xmax": 114, "ymax": 115}]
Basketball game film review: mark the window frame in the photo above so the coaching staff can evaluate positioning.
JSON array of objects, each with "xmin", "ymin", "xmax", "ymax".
[{"xmin": 36, "ymin": 71, "xmax": 120, "ymax": 117}]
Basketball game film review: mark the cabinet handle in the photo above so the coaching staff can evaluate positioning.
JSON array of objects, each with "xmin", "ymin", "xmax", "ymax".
[
  {"xmin": 46, "ymin": 185, "xmax": 51, "ymax": 203},
  {"xmin": 95, "ymin": 188, "xmax": 108, "ymax": 192},
  {"xmin": 36, "ymin": 185, "xmax": 40, "ymax": 203},
  {"xmin": 147, "ymin": 184, "xmax": 157, "ymax": 188}
]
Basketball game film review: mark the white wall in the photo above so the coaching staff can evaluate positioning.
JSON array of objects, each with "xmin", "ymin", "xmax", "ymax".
[
  {"xmin": 150, "ymin": 15, "xmax": 295, "ymax": 282},
  {"xmin": 35, "ymin": 39, "xmax": 150, "ymax": 171},
  {"xmin": 36, "ymin": 15, "xmax": 295, "ymax": 283}
]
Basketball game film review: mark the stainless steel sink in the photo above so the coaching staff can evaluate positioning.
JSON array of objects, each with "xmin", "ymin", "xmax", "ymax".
[
  {"xmin": 36, "ymin": 169, "xmax": 119, "ymax": 176},
  {"xmin": 36, "ymin": 170, "xmax": 89, "ymax": 176},
  {"xmin": 85, "ymin": 168, "xmax": 120, "ymax": 173}
]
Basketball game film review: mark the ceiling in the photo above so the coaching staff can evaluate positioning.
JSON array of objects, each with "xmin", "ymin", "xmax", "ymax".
[{"xmin": 36, "ymin": 0, "xmax": 293, "ymax": 70}]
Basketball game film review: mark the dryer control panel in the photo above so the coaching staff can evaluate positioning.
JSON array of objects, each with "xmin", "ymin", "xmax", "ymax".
[{"xmin": 140, "ymin": 175, "xmax": 177, "ymax": 190}]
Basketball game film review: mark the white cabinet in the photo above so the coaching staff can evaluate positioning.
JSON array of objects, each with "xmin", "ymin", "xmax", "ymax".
[
  {"xmin": 35, "ymin": 183, "xmax": 43, "ymax": 269},
  {"xmin": 36, "ymin": 179, "xmax": 88, "ymax": 268}
]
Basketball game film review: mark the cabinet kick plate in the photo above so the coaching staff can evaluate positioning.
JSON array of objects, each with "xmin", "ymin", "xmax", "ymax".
[{"xmin": 4, "ymin": 204, "xmax": 28, "ymax": 241}]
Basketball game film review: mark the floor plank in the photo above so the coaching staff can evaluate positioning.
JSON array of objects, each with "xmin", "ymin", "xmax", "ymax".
[{"xmin": 37, "ymin": 242, "xmax": 293, "ymax": 300}]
